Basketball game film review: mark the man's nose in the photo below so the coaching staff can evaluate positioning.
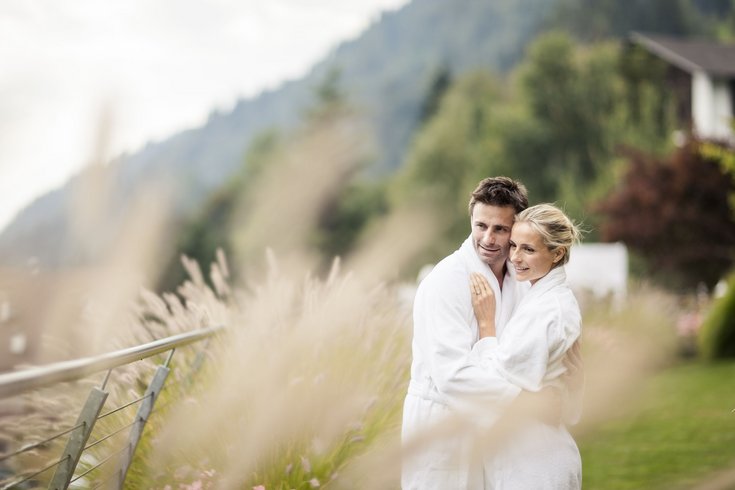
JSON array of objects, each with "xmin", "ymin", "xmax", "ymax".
[{"xmin": 484, "ymin": 230, "xmax": 495, "ymax": 243}]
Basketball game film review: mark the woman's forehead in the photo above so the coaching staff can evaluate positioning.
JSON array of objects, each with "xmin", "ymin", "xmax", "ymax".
[{"xmin": 511, "ymin": 221, "xmax": 542, "ymax": 242}]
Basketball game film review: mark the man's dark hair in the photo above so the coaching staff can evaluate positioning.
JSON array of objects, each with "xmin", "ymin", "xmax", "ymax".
[{"xmin": 468, "ymin": 176, "xmax": 529, "ymax": 216}]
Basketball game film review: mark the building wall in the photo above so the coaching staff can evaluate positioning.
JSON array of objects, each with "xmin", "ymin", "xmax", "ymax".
[
  {"xmin": 565, "ymin": 242, "xmax": 628, "ymax": 304},
  {"xmin": 692, "ymin": 70, "xmax": 735, "ymax": 142}
]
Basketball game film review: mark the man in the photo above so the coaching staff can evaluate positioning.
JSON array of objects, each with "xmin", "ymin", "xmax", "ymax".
[{"xmin": 401, "ymin": 177, "xmax": 581, "ymax": 489}]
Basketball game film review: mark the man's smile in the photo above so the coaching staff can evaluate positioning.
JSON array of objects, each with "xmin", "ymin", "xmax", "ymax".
[{"xmin": 478, "ymin": 243, "xmax": 500, "ymax": 253}]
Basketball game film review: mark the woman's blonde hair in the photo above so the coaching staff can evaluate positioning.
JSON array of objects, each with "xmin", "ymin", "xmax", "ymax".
[{"xmin": 515, "ymin": 203, "xmax": 582, "ymax": 267}]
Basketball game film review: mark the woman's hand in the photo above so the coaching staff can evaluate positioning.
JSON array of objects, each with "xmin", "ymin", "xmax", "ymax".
[{"xmin": 470, "ymin": 272, "xmax": 496, "ymax": 338}]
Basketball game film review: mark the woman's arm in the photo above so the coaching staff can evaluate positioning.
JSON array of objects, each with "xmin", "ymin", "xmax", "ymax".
[
  {"xmin": 470, "ymin": 272, "xmax": 496, "ymax": 338},
  {"xmin": 470, "ymin": 273, "xmax": 564, "ymax": 425}
]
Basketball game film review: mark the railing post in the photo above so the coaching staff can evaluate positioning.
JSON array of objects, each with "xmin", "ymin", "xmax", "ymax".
[
  {"xmin": 48, "ymin": 387, "xmax": 108, "ymax": 490},
  {"xmin": 115, "ymin": 362, "xmax": 171, "ymax": 488}
]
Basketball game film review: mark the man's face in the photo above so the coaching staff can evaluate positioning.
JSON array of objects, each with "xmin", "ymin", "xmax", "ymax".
[{"xmin": 470, "ymin": 203, "xmax": 516, "ymax": 270}]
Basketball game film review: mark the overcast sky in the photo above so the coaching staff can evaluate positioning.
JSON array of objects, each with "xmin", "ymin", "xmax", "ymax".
[{"xmin": 0, "ymin": 0, "xmax": 410, "ymax": 231}]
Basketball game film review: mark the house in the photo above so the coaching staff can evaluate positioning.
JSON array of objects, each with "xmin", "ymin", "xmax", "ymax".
[{"xmin": 629, "ymin": 32, "xmax": 735, "ymax": 143}]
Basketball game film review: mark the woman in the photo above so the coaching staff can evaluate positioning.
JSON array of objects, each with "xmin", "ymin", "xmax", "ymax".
[{"xmin": 470, "ymin": 203, "xmax": 583, "ymax": 489}]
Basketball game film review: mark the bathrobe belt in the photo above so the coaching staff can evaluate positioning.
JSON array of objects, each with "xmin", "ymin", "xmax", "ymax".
[{"xmin": 407, "ymin": 378, "xmax": 448, "ymax": 406}]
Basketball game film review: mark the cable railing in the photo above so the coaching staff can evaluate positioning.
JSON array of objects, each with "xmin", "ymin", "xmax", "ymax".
[{"xmin": 0, "ymin": 324, "xmax": 224, "ymax": 490}]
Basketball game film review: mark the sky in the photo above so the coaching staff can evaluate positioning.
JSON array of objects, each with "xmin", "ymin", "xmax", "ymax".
[{"xmin": 0, "ymin": 0, "xmax": 410, "ymax": 232}]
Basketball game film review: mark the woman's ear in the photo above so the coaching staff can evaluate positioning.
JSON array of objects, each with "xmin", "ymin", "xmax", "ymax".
[{"xmin": 552, "ymin": 248, "xmax": 564, "ymax": 264}]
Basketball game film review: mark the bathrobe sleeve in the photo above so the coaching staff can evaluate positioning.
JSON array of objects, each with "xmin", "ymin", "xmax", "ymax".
[
  {"xmin": 473, "ymin": 297, "xmax": 563, "ymax": 393},
  {"xmin": 418, "ymin": 267, "xmax": 521, "ymax": 411},
  {"xmin": 473, "ymin": 289, "xmax": 584, "ymax": 426}
]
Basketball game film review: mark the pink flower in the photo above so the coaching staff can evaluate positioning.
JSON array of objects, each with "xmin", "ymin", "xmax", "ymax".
[
  {"xmin": 309, "ymin": 478, "xmax": 320, "ymax": 488},
  {"xmin": 676, "ymin": 312, "xmax": 702, "ymax": 337},
  {"xmin": 253, "ymin": 486, "xmax": 266, "ymax": 490}
]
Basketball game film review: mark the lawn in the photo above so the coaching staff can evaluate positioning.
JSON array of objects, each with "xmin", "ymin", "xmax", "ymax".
[{"xmin": 578, "ymin": 360, "xmax": 735, "ymax": 489}]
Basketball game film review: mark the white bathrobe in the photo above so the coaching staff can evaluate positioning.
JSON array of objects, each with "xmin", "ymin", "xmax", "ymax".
[
  {"xmin": 401, "ymin": 236, "xmax": 581, "ymax": 489},
  {"xmin": 474, "ymin": 265, "xmax": 582, "ymax": 489}
]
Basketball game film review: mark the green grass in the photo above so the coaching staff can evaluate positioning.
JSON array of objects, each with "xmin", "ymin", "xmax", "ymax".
[{"xmin": 579, "ymin": 360, "xmax": 735, "ymax": 489}]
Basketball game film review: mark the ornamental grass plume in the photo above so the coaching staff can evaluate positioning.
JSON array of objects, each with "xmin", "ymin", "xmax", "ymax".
[{"xmin": 143, "ymin": 253, "xmax": 412, "ymax": 489}]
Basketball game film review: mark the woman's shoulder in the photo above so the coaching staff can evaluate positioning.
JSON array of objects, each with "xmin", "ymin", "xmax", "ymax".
[
  {"xmin": 524, "ymin": 283, "xmax": 580, "ymax": 325},
  {"xmin": 415, "ymin": 253, "xmax": 467, "ymax": 297}
]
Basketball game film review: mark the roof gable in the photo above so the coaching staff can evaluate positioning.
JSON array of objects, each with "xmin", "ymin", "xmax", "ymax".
[{"xmin": 630, "ymin": 32, "xmax": 735, "ymax": 78}]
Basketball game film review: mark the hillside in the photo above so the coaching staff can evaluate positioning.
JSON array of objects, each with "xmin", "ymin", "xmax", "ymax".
[{"xmin": 0, "ymin": 0, "xmax": 554, "ymax": 267}]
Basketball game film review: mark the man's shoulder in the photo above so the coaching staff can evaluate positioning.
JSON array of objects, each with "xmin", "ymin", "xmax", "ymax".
[
  {"xmin": 423, "ymin": 250, "xmax": 467, "ymax": 282},
  {"xmin": 415, "ymin": 251, "xmax": 468, "ymax": 299}
]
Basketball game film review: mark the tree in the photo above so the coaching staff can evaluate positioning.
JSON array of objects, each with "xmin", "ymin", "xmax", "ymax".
[
  {"xmin": 419, "ymin": 64, "xmax": 452, "ymax": 125},
  {"xmin": 157, "ymin": 131, "xmax": 282, "ymax": 292},
  {"xmin": 699, "ymin": 272, "xmax": 735, "ymax": 359},
  {"xmin": 596, "ymin": 141, "xmax": 735, "ymax": 290},
  {"xmin": 390, "ymin": 71, "xmax": 508, "ymax": 258}
]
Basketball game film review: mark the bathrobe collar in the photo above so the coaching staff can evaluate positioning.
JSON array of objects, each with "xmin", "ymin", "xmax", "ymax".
[
  {"xmin": 458, "ymin": 235, "xmax": 518, "ymax": 289},
  {"xmin": 518, "ymin": 265, "xmax": 567, "ymax": 307}
]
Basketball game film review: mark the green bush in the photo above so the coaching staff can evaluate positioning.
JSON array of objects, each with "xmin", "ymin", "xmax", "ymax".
[{"xmin": 699, "ymin": 273, "xmax": 735, "ymax": 359}]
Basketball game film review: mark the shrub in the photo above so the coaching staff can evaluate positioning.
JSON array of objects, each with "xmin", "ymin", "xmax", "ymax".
[{"xmin": 698, "ymin": 273, "xmax": 735, "ymax": 360}]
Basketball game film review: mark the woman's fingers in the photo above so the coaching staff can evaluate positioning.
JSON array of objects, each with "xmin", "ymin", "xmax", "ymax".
[
  {"xmin": 470, "ymin": 273, "xmax": 482, "ymax": 296},
  {"xmin": 472, "ymin": 273, "xmax": 493, "ymax": 297}
]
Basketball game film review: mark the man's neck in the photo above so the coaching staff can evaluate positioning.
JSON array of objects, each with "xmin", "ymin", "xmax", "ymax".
[{"xmin": 490, "ymin": 262, "xmax": 506, "ymax": 290}]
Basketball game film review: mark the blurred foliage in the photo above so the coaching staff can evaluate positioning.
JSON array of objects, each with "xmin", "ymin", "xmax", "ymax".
[
  {"xmin": 418, "ymin": 64, "xmax": 453, "ymax": 125},
  {"xmin": 157, "ymin": 0, "xmax": 734, "ymax": 289},
  {"xmin": 699, "ymin": 273, "xmax": 735, "ymax": 359},
  {"xmin": 158, "ymin": 70, "xmax": 389, "ymax": 289},
  {"xmin": 389, "ymin": 71, "xmax": 508, "ymax": 261},
  {"xmin": 389, "ymin": 31, "xmax": 677, "ymax": 265},
  {"xmin": 596, "ymin": 142, "xmax": 735, "ymax": 291},
  {"xmin": 548, "ymin": 0, "xmax": 730, "ymax": 41},
  {"xmin": 313, "ymin": 179, "xmax": 389, "ymax": 265},
  {"xmin": 158, "ymin": 131, "xmax": 282, "ymax": 292}
]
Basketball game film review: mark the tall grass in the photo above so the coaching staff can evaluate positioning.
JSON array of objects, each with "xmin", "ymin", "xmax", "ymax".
[
  {"xmin": 120, "ymin": 255, "xmax": 411, "ymax": 489},
  {"xmin": 1, "ymin": 104, "xmax": 728, "ymax": 490}
]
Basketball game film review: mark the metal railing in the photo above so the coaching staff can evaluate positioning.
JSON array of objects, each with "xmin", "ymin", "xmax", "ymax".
[{"xmin": 0, "ymin": 325, "xmax": 224, "ymax": 489}]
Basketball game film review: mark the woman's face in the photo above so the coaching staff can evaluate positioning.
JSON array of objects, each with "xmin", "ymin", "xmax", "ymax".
[{"xmin": 509, "ymin": 221, "xmax": 561, "ymax": 285}]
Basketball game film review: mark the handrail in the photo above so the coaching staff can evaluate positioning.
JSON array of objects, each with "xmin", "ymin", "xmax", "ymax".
[{"xmin": 0, "ymin": 324, "xmax": 225, "ymax": 399}]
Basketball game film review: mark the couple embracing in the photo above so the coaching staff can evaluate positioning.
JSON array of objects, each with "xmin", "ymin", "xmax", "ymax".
[{"xmin": 402, "ymin": 177, "xmax": 584, "ymax": 489}]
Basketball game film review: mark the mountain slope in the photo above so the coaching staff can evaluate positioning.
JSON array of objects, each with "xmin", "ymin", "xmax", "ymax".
[{"xmin": 0, "ymin": 0, "xmax": 556, "ymax": 266}]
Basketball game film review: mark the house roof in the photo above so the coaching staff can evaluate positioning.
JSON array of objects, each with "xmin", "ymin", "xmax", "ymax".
[{"xmin": 630, "ymin": 32, "xmax": 735, "ymax": 78}]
